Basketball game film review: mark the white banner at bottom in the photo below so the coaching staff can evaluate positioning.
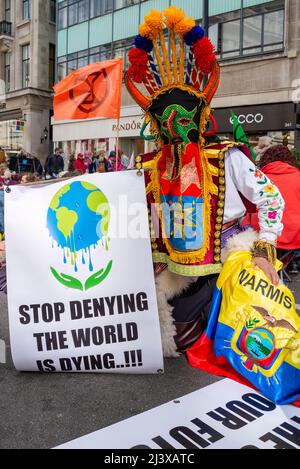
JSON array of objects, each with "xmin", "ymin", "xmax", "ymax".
[{"xmin": 56, "ymin": 379, "xmax": 300, "ymax": 449}]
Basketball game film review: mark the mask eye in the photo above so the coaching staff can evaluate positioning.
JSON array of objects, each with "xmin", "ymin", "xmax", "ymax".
[
  {"xmin": 162, "ymin": 121, "xmax": 168, "ymax": 128},
  {"xmin": 178, "ymin": 118, "xmax": 191, "ymax": 126}
]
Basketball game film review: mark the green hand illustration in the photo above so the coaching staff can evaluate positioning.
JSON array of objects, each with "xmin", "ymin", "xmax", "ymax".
[
  {"xmin": 85, "ymin": 260, "xmax": 113, "ymax": 291},
  {"xmin": 50, "ymin": 260, "xmax": 113, "ymax": 291},
  {"xmin": 50, "ymin": 267, "xmax": 84, "ymax": 291}
]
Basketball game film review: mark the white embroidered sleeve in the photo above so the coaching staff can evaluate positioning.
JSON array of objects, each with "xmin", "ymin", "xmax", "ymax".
[{"xmin": 226, "ymin": 148, "xmax": 285, "ymax": 244}]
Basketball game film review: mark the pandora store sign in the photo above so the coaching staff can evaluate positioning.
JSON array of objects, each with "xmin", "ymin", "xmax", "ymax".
[
  {"xmin": 214, "ymin": 103, "xmax": 296, "ymax": 133},
  {"xmin": 112, "ymin": 117, "xmax": 145, "ymax": 137}
]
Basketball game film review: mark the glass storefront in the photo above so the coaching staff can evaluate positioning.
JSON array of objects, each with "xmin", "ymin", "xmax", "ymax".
[{"xmin": 0, "ymin": 120, "xmax": 24, "ymax": 150}]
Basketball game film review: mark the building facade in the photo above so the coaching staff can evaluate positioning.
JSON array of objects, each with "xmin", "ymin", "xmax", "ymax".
[
  {"xmin": 53, "ymin": 0, "xmax": 300, "ymax": 156},
  {"xmin": 0, "ymin": 0, "xmax": 56, "ymax": 162}
]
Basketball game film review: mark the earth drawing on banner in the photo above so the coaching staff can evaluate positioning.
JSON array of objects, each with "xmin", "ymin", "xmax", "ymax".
[{"xmin": 47, "ymin": 180, "xmax": 112, "ymax": 291}]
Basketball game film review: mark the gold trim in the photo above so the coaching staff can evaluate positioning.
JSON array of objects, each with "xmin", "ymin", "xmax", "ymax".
[
  {"xmin": 149, "ymin": 141, "xmax": 217, "ymax": 265},
  {"xmin": 152, "ymin": 252, "xmax": 223, "ymax": 276}
]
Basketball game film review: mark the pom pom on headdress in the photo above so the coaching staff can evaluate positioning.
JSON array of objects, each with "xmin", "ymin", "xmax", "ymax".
[
  {"xmin": 193, "ymin": 37, "xmax": 216, "ymax": 74},
  {"xmin": 128, "ymin": 48, "xmax": 149, "ymax": 83},
  {"xmin": 134, "ymin": 35, "xmax": 153, "ymax": 53},
  {"xmin": 164, "ymin": 5, "xmax": 185, "ymax": 29},
  {"xmin": 141, "ymin": 9, "xmax": 163, "ymax": 40},
  {"xmin": 127, "ymin": 64, "xmax": 148, "ymax": 84},
  {"xmin": 184, "ymin": 25, "xmax": 205, "ymax": 46},
  {"xmin": 193, "ymin": 37, "xmax": 215, "ymax": 56},
  {"xmin": 174, "ymin": 17, "xmax": 195, "ymax": 36},
  {"xmin": 128, "ymin": 48, "xmax": 148, "ymax": 66},
  {"xmin": 139, "ymin": 23, "xmax": 152, "ymax": 39},
  {"xmin": 195, "ymin": 53, "xmax": 216, "ymax": 74}
]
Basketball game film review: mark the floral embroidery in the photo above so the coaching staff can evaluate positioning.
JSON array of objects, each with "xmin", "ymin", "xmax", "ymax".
[
  {"xmin": 249, "ymin": 165, "xmax": 283, "ymax": 228},
  {"xmin": 264, "ymin": 184, "xmax": 276, "ymax": 194},
  {"xmin": 254, "ymin": 169, "xmax": 263, "ymax": 178},
  {"xmin": 269, "ymin": 198, "xmax": 280, "ymax": 209},
  {"xmin": 268, "ymin": 211, "xmax": 278, "ymax": 220},
  {"xmin": 250, "ymin": 167, "xmax": 267, "ymax": 184}
]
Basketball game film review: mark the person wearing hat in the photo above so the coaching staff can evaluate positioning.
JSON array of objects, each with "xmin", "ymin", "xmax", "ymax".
[
  {"xmin": 74, "ymin": 152, "xmax": 86, "ymax": 174},
  {"xmin": 105, "ymin": 150, "xmax": 123, "ymax": 172}
]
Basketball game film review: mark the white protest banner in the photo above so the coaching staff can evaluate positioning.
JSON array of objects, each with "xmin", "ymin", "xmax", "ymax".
[
  {"xmin": 5, "ymin": 171, "xmax": 164, "ymax": 373},
  {"xmin": 56, "ymin": 379, "xmax": 300, "ymax": 449}
]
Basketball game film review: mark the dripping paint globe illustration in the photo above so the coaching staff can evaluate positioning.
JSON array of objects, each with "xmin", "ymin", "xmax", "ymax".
[{"xmin": 47, "ymin": 181, "xmax": 112, "ymax": 291}]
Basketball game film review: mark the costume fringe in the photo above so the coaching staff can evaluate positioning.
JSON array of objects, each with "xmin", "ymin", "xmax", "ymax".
[
  {"xmin": 159, "ymin": 31, "xmax": 172, "ymax": 83},
  {"xmin": 179, "ymin": 37, "xmax": 185, "ymax": 83},
  {"xmin": 170, "ymin": 31, "xmax": 178, "ymax": 83},
  {"xmin": 153, "ymin": 39, "xmax": 167, "ymax": 85}
]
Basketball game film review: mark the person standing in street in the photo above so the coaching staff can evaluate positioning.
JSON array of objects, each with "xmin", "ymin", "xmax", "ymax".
[
  {"xmin": 45, "ymin": 148, "xmax": 64, "ymax": 178},
  {"xmin": 120, "ymin": 149, "xmax": 130, "ymax": 170},
  {"xmin": 74, "ymin": 152, "xmax": 86, "ymax": 174}
]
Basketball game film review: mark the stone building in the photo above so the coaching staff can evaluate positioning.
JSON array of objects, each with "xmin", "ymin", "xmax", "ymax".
[{"xmin": 0, "ymin": 0, "xmax": 56, "ymax": 162}]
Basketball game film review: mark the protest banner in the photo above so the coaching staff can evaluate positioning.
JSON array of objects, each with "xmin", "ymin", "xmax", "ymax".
[
  {"xmin": 56, "ymin": 379, "xmax": 300, "ymax": 449},
  {"xmin": 5, "ymin": 171, "xmax": 163, "ymax": 374}
]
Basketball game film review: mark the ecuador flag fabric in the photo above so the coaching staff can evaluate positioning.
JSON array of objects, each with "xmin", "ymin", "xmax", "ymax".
[
  {"xmin": 187, "ymin": 251, "xmax": 300, "ymax": 406},
  {"xmin": 54, "ymin": 58, "xmax": 123, "ymax": 121}
]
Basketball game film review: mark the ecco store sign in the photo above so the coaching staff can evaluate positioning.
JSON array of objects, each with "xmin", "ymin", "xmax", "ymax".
[
  {"xmin": 215, "ymin": 103, "xmax": 296, "ymax": 133},
  {"xmin": 230, "ymin": 113, "xmax": 264, "ymax": 125}
]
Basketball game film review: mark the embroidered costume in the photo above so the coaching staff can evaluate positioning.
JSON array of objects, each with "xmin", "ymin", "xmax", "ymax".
[{"xmin": 126, "ymin": 6, "xmax": 284, "ymax": 356}]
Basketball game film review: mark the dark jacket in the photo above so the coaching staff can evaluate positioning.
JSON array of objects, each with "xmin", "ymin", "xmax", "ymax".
[{"xmin": 45, "ymin": 154, "xmax": 64, "ymax": 175}]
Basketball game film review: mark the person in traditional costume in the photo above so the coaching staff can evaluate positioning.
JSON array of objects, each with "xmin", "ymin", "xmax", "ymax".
[{"xmin": 125, "ymin": 6, "xmax": 285, "ymax": 357}]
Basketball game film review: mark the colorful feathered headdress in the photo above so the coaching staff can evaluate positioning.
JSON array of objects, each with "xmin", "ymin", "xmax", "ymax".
[{"xmin": 125, "ymin": 6, "xmax": 220, "ymax": 111}]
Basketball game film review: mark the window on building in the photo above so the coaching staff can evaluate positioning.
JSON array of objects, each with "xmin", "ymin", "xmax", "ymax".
[
  {"xmin": 90, "ymin": 0, "xmax": 102, "ymax": 18},
  {"xmin": 57, "ymin": 56, "xmax": 67, "ymax": 82},
  {"xmin": 68, "ymin": 1, "xmax": 78, "ymax": 26},
  {"xmin": 49, "ymin": 44, "xmax": 56, "ymax": 88},
  {"xmin": 22, "ymin": 44, "xmax": 30, "ymax": 88},
  {"xmin": 68, "ymin": 0, "xmax": 89, "ymax": 26},
  {"xmin": 221, "ymin": 19, "xmax": 240, "ymax": 58},
  {"xmin": 5, "ymin": 0, "xmax": 11, "ymax": 22},
  {"xmin": 115, "ymin": 0, "xmax": 139, "ymax": 8},
  {"xmin": 89, "ymin": 46, "xmax": 101, "ymax": 63},
  {"xmin": 217, "ymin": 3, "xmax": 284, "ymax": 59},
  {"xmin": 243, "ymin": 15, "xmax": 263, "ymax": 55},
  {"xmin": 58, "ymin": 1, "xmax": 67, "ymax": 29},
  {"xmin": 22, "ymin": 0, "xmax": 31, "ymax": 20},
  {"xmin": 4, "ymin": 53, "xmax": 11, "ymax": 92},
  {"xmin": 105, "ymin": 0, "xmax": 114, "ymax": 13},
  {"xmin": 77, "ymin": 49, "xmax": 89, "ymax": 68},
  {"xmin": 50, "ymin": 0, "xmax": 56, "ymax": 23},
  {"xmin": 79, "ymin": 0, "xmax": 89, "ymax": 23},
  {"xmin": 264, "ymin": 10, "xmax": 284, "ymax": 51}
]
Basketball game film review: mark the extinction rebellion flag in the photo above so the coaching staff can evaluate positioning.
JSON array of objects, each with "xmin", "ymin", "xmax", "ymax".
[{"xmin": 53, "ymin": 58, "xmax": 123, "ymax": 121}]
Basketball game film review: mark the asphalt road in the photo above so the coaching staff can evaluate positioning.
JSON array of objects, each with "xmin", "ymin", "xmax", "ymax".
[{"xmin": 1, "ymin": 274, "xmax": 299, "ymax": 449}]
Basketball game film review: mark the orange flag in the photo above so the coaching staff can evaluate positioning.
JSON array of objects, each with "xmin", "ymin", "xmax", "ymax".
[{"xmin": 53, "ymin": 58, "xmax": 123, "ymax": 121}]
